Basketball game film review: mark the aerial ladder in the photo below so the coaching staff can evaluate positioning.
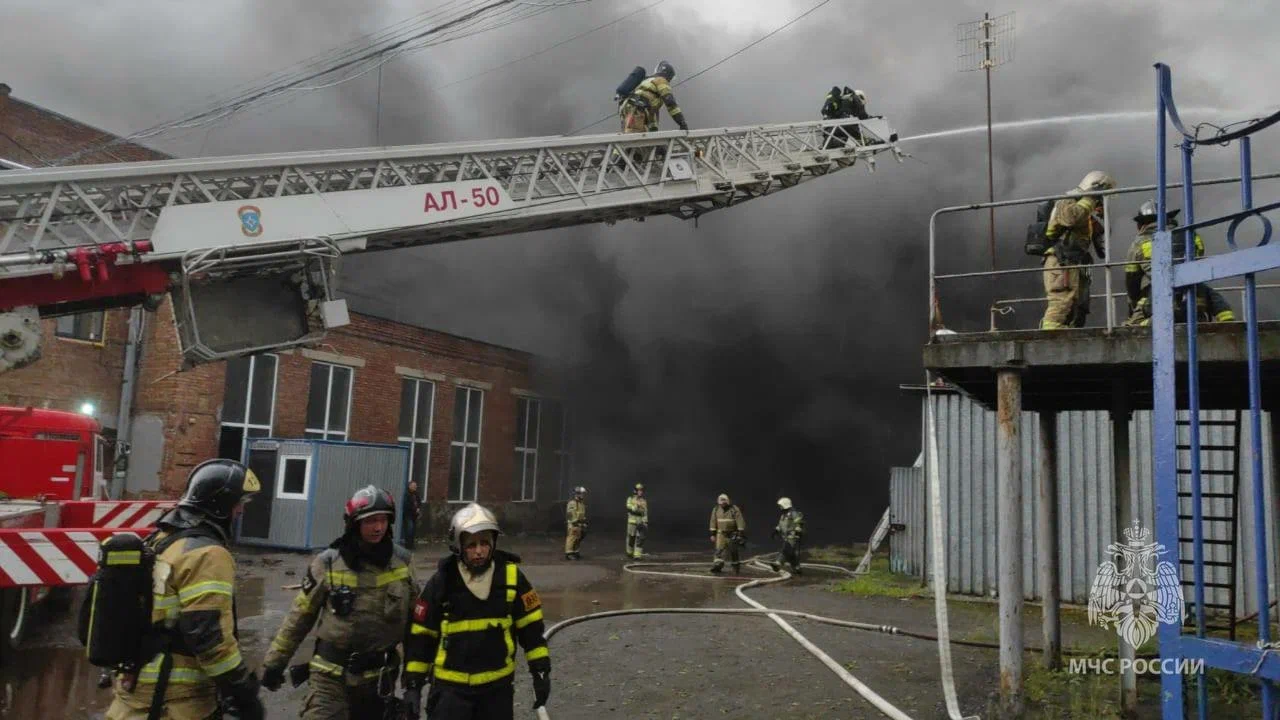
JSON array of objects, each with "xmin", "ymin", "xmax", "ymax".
[{"xmin": 0, "ymin": 117, "xmax": 901, "ymax": 371}]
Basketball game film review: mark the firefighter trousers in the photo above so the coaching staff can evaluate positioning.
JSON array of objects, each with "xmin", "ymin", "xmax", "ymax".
[
  {"xmin": 426, "ymin": 681, "xmax": 515, "ymax": 720},
  {"xmin": 301, "ymin": 674, "xmax": 392, "ymax": 720},
  {"xmin": 778, "ymin": 540, "xmax": 801, "ymax": 571}
]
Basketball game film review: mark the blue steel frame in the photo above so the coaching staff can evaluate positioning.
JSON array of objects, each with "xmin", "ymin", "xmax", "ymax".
[{"xmin": 1152, "ymin": 63, "xmax": 1280, "ymax": 719}]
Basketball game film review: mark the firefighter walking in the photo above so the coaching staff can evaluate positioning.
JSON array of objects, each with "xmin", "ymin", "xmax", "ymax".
[
  {"xmin": 625, "ymin": 483, "xmax": 648, "ymax": 559},
  {"xmin": 564, "ymin": 486, "xmax": 588, "ymax": 560},
  {"xmin": 404, "ymin": 503, "xmax": 551, "ymax": 719},
  {"xmin": 259, "ymin": 486, "xmax": 417, "ymax": 719},
  {"xmin": 709, "ymin": 493, "xmax": 747, "ymax": 574},
  {"xmin": 102, "ymin": 459, "xmax": 265, "ymax": 720},
  {"xmin": 769, "ymin": 497, "xmax": 805, "ymax": 574}
]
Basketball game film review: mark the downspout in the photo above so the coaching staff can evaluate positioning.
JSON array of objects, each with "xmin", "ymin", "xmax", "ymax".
[{"xmin": 110, "ymin": 308, "xmax": 145, "ymax": 499}]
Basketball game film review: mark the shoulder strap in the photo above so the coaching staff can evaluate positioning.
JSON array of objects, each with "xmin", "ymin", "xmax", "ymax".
[{"xmin": 150, "ymin": 525, "xmax": 221, "ymax": 556}]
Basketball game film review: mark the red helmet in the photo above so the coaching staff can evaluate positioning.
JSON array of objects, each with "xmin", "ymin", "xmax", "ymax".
[{"xmin": 344, "ymin": 485, "xmax": 396, "ymax": 527}]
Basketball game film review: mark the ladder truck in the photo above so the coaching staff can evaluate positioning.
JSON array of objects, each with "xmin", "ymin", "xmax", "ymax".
[{"xmin": 0, "ymin": 117, "xmax": 902, "ymax": 653}]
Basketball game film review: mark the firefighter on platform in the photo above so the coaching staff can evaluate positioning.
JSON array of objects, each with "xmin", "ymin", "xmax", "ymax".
[
  {"xmin": 709, "ymin": 493, "xmax": 747, "ymax": 574},
  {"xmin": 769, "ymin": 497, "xmax": 805, "ymax": 575},
  {"xmin": 403, "ymin": 503, "xmax": 551, "ymax": 719},
  {"xmin": 259, "ymin": 486, "xmax": 417, "ymax": 719},
  {"xmin": 104, "ymin": 459, "xmax": 265, "ymax": 720},
  {"xmin": 619, "ymin": 60, "xmax": 688, "ymax": 134},
  {"xmin": 625, "ymin": 483, "xmax": 649, "ymax": 559},
  {"xmin": 1123, "ymin": 199, "xmax": 1236, "ymax": 326},
  {"xmin": 564, "ymin": 486, "xmax": 588, "ymax": 560},
  {"xmin": 1040, "ymin": 170, "xmax": 1115, "ymax": 329}
]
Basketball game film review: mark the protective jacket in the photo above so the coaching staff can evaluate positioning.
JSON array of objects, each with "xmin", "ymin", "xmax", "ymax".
[
  {"xmin": 263, "ymin": 536, "xmax": 417, "ymax": 682},
  {"xmin": 710, "ymin": 505, "xmax": 746, "ymax": 537},
  {"xmin": 565, "ymin": 499, "xmax": 587, "ymax": 527},
  {"xmin": 626, "ymin": 496, "xmax": 648, "ymax": 526},
  {"xmin": 1045, "ymin": 196, "xmax": 1104, "ymax": 264},
  {"xmin": 403, "ymin": 550, "xmax": 549, "ymax": 690},
  {"xmin": 775, "ymin": 508, "xmax": 804, "ymax": 543},
  {"xmin": 624, "ymin": 76, "xmax": 687, "ymax": 130}
]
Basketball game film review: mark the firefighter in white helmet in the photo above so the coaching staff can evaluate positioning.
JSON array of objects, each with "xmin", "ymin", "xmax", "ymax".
[
  {"xmin": 1040, "ymin": 170, "xmax": 1115, "ymax": 329},
  {"xmin": 769, "ymin": 497, "xmax": 805, "ymax": 574},
  {"xmin": 403, "ymin": 503, "xmax": 551, "ymax": 719},
  {"xmin": 564, "ymin": 486, "xmax": 588, "ymax": 560}
]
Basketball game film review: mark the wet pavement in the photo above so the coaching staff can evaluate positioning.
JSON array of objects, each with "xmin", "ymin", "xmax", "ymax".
[{"xmin": 0, "ymin": 535, "xmax": 1005, "ymax": 719}]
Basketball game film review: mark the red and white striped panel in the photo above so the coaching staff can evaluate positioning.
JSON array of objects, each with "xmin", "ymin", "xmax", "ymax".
[
  {"xmin": 0, "ymin": 528, "xmax": 156, "ymax": 587},
  {"xmin": 58, "ymin": 501, "xmax": 175, "ymax": 529}
]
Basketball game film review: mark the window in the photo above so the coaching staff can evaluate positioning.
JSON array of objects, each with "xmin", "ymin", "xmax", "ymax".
[
  {"xmin": 55, "ymin": 312, "xmax": 104, "ymax": 343},
  {"xmin": 304, "ymin": 362, "xmax": 353, "ymax": 441},
  {"xmin": 543, "ymin": 400, "xmax": 574, "ymax": 500},
  {"xmin": 449, "ymin": 387, "xmax": 483, "ymax": 502},
  {"xmin": 276, "ymin": 455, "xmax": 311, "ymax": 500},
  {"xmin": 398, "ymin": 378, "xmax": 436, "ymax": 503},
  {"xmin": 513, "ymin": 397, "xmax": 540, "ymax": 502},
  {"xmin": 217, "ymin": 354, "xmax": 278, "ymax": 462}
]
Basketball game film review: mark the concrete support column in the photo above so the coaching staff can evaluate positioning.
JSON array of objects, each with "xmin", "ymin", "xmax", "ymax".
[
  {"xmin": 997, "ymin": 368, "xmax": 1024, "ymax": 718},
  {"xmin": 1037, "ymin": 410, "xmax": 1061, "ymax": 670},
  {"xmin": 1112, "ymin": 379, "xmax": 1137, "ymax": 718}
]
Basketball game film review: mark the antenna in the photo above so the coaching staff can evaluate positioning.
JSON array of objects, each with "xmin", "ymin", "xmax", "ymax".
[{"xmin": 957, "ymin": 11, "xmax": 1015, "ymax": 281}]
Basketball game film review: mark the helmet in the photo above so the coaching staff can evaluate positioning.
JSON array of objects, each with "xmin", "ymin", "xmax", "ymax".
[
  {"xmin": 634, "ymin": 483, "xmax": 644, "ymax": 493},
  {"xmin": 777, "ymin": 497, "xmax": 792, "ymax": 510},
  {"xmin": 654, "ymin": 60, "xmax": 675, "ymax": 81},
  {"xmin": 1134, "ymin": 199, "xmax": 1180, "ymax": 225},
  {"xmin": 344, "ymin": 485, "xmax": 395, "ymax": 527},
  {"xmin": 450, "ymin": 502, "xmax": 502, "ymax": 550},
  {"xmin": 178, "ymin": 459, "xmax": 260, "ymax": 521},
  {"xmin": 573, "ymin": 486, "xmax": 587, "ymax": 495},
  {"xmin": 853, "ymin": 89, "xmax": 867, "ymax": 104},
  {"xmin": 717, "ymin": 493, "xmax": 730, "ymax": 504},
  {"xmin": 1075, "ymin": 170, "xmax": 1115, "ymax": 195}
]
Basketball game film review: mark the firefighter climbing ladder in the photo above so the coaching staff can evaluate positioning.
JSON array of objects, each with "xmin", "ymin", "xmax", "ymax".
[
  {"xmin": 1175, "ymin": 411, "xmax": 1242, "ymax": 640},
  {"xmin": 1151, "ymin": 63, "xmax": 1280, "ymax": 719}
]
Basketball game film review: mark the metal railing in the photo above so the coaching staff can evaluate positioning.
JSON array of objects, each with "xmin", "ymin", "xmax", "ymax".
[{"xmin": 928, "ymin": 171, "xmax": 1280, "ymax": 334}]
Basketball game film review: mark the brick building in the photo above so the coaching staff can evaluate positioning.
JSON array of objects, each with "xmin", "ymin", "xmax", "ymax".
[{"xmin": 0, "ymin": 86, "xmax": 573, "ymax": 534}]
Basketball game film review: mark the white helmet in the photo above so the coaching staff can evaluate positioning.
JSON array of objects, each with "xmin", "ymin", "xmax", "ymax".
[
  {"xmin": 573, "ymin": 485, "xmax": 587, "ymax": 496},
  {"xmin": 853, "ymin": 89, "xmax": 867, "ymax": 104},
  {"xmin": 777, "ymin": 497, "xmax": 792, "ymax": 510},
  {"xmin": 1074, "ymin": 170, "xmax": 1115, "ymax": 195},
  {"xmin": 449, "ymin": 502, "xmax": 501, "ymax": 551}
]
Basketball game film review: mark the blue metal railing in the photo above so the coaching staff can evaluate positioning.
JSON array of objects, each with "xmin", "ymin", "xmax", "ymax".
[{"xmin": 1152, "ymin": 62, "xmax": 1280, "ymax": 719}]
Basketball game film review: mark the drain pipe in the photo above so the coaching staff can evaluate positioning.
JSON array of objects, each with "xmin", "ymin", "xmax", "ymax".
[{"xmin": 110, "ymin": 308, "xmax": 145, "ymax": 500}]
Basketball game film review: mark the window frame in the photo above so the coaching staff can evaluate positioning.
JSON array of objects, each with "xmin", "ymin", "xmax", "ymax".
[
  {"xmin": 448, "ymin": 386, "xmax": 484, "ymax": 503},
  {"xmin": 54, "ymin": 311, "xmax": 106, "ymax": 345},
  {"xmin": 275, "ymin": 454, "xmax": 312, "ymax": 500},
  {"xmin": 513, "ymin": 397, "xmax": 540, "ymax": 503},
  {"xmin": 304, "ymin": 362, "xmax": 354, "ymax": 441},
  {"xmin": 397, "ymin": 378, "xmax": 436, "ymax": 502},
  {"xmin": 218, "ymin": 354, "xmax": 279, "ymax": 462}
]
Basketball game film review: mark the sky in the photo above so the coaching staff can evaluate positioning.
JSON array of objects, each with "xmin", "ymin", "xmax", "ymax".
[{"xmin": 4, "ymin": 0, "xmax": 1279, "ymax": 539}]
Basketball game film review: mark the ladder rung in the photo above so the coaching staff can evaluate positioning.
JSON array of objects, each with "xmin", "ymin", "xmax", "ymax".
[
  {"xmin": 1177, "ymin": 420, "xmax": 1238, "ymax": 426},
  {"xmin": 1179, "ymin": 559, "xmax": 1235, "ymax": 567},
  {"xmin": 1182, "ymin": 539, "xmax": 1235, "ymax": 546},
  {"xmin": 1177, "ymin": 492, "xmax": 1236, "ymax": 499},
  {"xmin": 1176, "ymin": 444, "xmax": 1237, "ymax": 451},
  {"xmin": 1177, "ymin": 469, "xmax": 1235, "ymax": 476},
  {"xmin": 1179, "ymin": 581, "xmax": 1234, "ymax": 589},
  {"xmin": 1178, "ymin": 515, "xmax": 1235, "ymax": 521},
  {"xmin": 1192, "ymin": 603, "xmax": 1235, "ymax": 610}
]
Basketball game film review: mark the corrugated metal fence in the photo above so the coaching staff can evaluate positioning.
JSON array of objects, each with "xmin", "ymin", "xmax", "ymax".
[{"xmin": 889, "ymin": 392, "xmax": 1280, "ymax": 613}]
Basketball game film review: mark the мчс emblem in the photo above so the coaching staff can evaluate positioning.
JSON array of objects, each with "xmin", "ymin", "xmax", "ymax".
[
  {"xmin": 237, "ymin": 205, "xmax": 263, "ymax": 237},
  {"xmin": 1088, "ymin": 519, "xmax": 1185, "ymax": 649}
]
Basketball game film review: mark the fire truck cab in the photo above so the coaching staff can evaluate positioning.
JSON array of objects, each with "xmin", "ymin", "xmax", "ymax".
[{"xmin": 0, "ymin": 406, "xmax": 107, "ymax": 501}]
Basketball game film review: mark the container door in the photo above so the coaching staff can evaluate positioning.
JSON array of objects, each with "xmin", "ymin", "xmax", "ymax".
[{"xmin": 239, "ymin": 446, "xmax": 278, "ymax": 540}]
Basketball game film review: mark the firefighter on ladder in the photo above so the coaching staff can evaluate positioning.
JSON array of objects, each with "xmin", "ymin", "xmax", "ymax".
[
  {"xmin": 618, "ymin": 61, "xmax": 689, "ymax": 135},
  {"xmin": 104, "ymin": 459, "xmax": 265, "ymax": 720},
  {"xmin": 403, "ymin": 503, "xmax": 551, "ymax": 719},
  {"xmin": 259, "ymin": 486, "xmax": 418, "ymax": 719}
]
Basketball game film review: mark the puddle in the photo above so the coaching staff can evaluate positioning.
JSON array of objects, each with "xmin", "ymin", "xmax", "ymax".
[{"xmin": 0, "ymin": 645, "xmax": 108, "ymax": 718}]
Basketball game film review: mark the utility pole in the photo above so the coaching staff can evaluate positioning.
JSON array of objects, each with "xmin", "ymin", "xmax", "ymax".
[{"xmin": 958, "ymin": 12, "xmax": 1015, "ymax": 327}]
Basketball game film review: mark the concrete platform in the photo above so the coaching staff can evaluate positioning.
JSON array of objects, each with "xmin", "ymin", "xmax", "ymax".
[{"xmin": 922, "ymin": 321, "xmax": 1280, "ymax": 412}]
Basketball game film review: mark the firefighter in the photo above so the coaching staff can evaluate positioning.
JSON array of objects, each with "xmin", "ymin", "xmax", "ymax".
[
  {"xmin": 104, "ymin": 459, "xmax": 265, "ymax": 720},
  {"xmin": 709, "ymin": 493, "xmax": 747, "ymax": 574},
  {"xmin": 625, "ymin": 483, "xmax": 648, "ymax": 559},
  {"xmin": 618, "ymin": 60, "xmax": 689, "ymax": 134},
  {"xmin": 259, "ymin": 486, "xmax": 417, "ymax": 719},
  {"xmin": 769, "ymin": 497, "xmax": 805, "ymax": 574},
  {"xmin": 564, "ymin": 486, "xmax": 588, "ymax": 560},
  {"xmin": 403, "ymin": 503, "xmax": 551, "ymax": 720},
  {"xmin": 1040, "ymin": 170, "xmax": 1115, "ymax": 329},
  {"xmin": 1123, "ymin": 199, "xmax": 1236, "ymax": 327}
]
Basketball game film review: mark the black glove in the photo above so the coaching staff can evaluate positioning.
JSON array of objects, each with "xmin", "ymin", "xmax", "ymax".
[
  {"xmin": 677, "ymin": 116, "xmax": 689, "ymax": 132},
  {"xmin": 402, "ymin": 687, "xmax": 422, "ymax": 720},
  {"xmin": 531, "ymin": 668, "xmax": 551, "ymax": 709},
  {"xmin": 260, "ymin": 664, "xmax": 285, "ymax": 692},
  {"xmin": 216, "ymin": 665, "xmax": 265, "ymax": 720}
]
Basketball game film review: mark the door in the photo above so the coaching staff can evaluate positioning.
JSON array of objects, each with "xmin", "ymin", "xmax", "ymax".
[{"xmin": 238, "ymin": 446, "xmax": 279, "ymax": 540}]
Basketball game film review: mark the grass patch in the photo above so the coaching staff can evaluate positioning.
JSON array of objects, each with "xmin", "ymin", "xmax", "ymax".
[
  {"xmin": 803, "ymin": 544, "xmax": 866, "ymax": 564},
  {"xmin": 827, "ymin": 555, "xmax": 928, "ymax": 599}
]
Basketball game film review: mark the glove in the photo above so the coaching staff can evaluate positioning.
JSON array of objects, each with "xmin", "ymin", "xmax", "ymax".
[
  {"xmin": 402, "ymin": 687, "xmax": 422, "ymax": 720},
  {"xmin": 531, "ymin": 668, "xmax": 551, "ymax": 708},
  {"xmin": 216, "ymin": 666, "xmax": 265, "ymax": 720},
  {"xmin": 260, "ymin": 664, "xmax": 285, "ymax": 692},
  {"xmin": 677, "ymin": 117, "xmax": 690, "ymax": 132}
]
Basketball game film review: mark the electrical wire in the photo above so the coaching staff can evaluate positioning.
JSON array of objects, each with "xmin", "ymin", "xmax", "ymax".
[{"xmin": 567, "ymin": 0, "xmax": 837, "ymax": 135}]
